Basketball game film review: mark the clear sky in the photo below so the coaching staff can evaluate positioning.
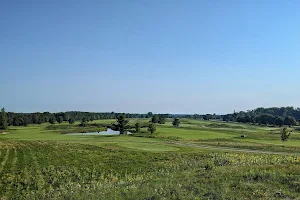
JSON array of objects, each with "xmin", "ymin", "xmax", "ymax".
[{"xmin": 1, "ymin": 0, "xmax": 300, "ymax": 114}]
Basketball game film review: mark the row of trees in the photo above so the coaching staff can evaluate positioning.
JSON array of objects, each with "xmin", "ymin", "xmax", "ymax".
[
  {"xmin": 111, "ymin": 114, "xmax": 181, "ymax": 135},
  {"xmin": 0, "ymin": 108, "xmax": 8, "ymax": 130},
  {"xmin": 111, "ymin": 114, "xmax": 155, "ymax": 134},
  {"xmin": 149, "ymin": 114, "xmax": 166, "ymax": 124},
  {"xmin": 0, "ymin": 106, "xmax": 183, "ymax": 132},
  {"xmin": 223, "ymin": 107, "xmax": 300, "ymax": 126},
  {"xmin": 2, "ymin": 109, "xmax": 188, "ymax": 127},
  {"xmin": 4, "ymin": 106, "xmax": 298, "ymax": 128}
]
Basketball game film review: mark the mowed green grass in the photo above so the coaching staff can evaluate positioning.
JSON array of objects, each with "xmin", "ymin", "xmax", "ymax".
[
  {"xmin": 157, "ymin": 125, "xmax": 235, "ymax": 139},
  {"xmin": 2, "ymin": 121, "xmax": 180, "ymax": 152},
  {"xmin": 155, "ymin": 120, "xmax": 300, "ymax": 148},
  {"xmin": 2, "ymin": 118, "xmax": 300, "ymax": 150}
]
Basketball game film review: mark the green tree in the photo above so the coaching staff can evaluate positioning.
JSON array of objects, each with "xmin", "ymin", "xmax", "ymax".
[
  {"xmin": 274, "ymin": 117, "xmax": 284, "ymax": 127},
  {"xmin": 32, "ymin": 114, "xmax": 39, "ymax": 124},
  {"xmin": 62, "ymin": 113, "xmax": 70, "ymax": 121},
  {"xmin": 49, "ymin": 116, "xmax": 56, "ymax": 124},
  {"xmin": 44, "ymin": 116, "xmax": 49, "ymax": 123},
  {"xmin": 146, "ymin": 112, "xmax": 153, "ymax": 118},
  {"xmin": 284, "ymin": 116, "xmax": 297, "ymax": 127},
  {"xmin": 23, "ymin": 118, "xmax": 28, "ymax": 126},
  {"xmin": 13, "ymin": 117, "xmax": 23, "ymax": 126},
  {"xmin": 158, "ymin": 116, "xmax": 166, "ymax": 124},
  {"xmin": 281, "ymin": 127, "xmax": 291, "ymax": 141},
  {"xmin": 80, "ymin": 118, "xmax": 88, "ymax": 126},
  {"xmin": 7, "ymin": 118, "xmax": 13, "ymax": 126},
  {"xmin": 172, "ymin": 118, "xmax": 180, "ymax": 128},
  {"xmin": 203, "ymin": 114, "xmax": 213, "ymax": 121},
  {"xmin": 112, "ymin": 114, "xmax": 129, "ymax": 134},
  {"xmin": 135, "ymin": 122, "xmax": 141, "ymax": 133},
  {"xmin": 37, "ymin": 115, "xmax": 45, "ymax": 124},
  {"xmin": 150, "ymin": 115, "xmax": 159, "ymax": 123},
  {"xmin": 0, "ymin": 108, "xmax": 8, "ymax": 130},
  {"xmin": 68, "ymin": 118, "xmax": 75, "ymax": 124},
  {"xmin": 148, "ymin": 123, "xmax": 156, "ymax": 134},
  {"xmin": 57, "ymin": 116, "xmax": 63, "ymax": 124}
]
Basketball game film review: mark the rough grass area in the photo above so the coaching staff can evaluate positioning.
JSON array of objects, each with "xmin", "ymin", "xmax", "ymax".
[
  {"xmin": 1, "ymin": 119, "xmax": 300, "ymax": 199},
  {"xmin": 0, "ymin": 141, "xmax": 299, "ymax": 199}
]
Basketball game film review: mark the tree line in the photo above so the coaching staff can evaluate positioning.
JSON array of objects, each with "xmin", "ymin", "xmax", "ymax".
[
  {"xmin": 2, "ymin": 106, "xmax": 299, "ymax": 129},
  {"xmin": 0, "ymin": 108, "xmax": 179, "ymax": 128},
  {"xmin": 222, "ymin": 107, "xmax": 300, "ymax": 126},
  {"xmin": 111, "ymin": 114, "xmax": 181, "ymax": 135}
]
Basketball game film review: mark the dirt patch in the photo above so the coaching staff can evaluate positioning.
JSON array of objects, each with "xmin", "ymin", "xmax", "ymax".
[{"xmin": 0, "ymin": 132, "xmax": 8, "ymax": 135}]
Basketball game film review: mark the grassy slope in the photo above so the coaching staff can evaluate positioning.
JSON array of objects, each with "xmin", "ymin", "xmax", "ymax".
[
  {"xmin": 0, "ymin": 140, "xmax": 299, "ymax": 199},
  {"xmin": 152, "ymin": 120, "xmax": 300, "ymax": 149},
  {"xmin": 1, "ymin": 119, "xmax": 300, "ymax": 199},
  {"xmin": 2, "ymin": 118, "xmax": 300, "ymax": 150},
  {"xmin": 2, "ymin": 122, "xmax": 180, "ymax": 152}
]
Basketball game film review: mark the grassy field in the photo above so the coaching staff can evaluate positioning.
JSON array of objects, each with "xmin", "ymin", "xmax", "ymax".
[{"xmin": 1, "ymin": 119, "xmax": 300, "ymax": 199}]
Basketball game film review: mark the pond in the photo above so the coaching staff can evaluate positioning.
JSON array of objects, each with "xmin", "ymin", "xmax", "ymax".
[{"xmin": 67, "ymin": 128, "xmax": 131, "ymax": 136}]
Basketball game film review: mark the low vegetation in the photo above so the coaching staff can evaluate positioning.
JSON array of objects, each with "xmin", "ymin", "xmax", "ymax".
[
  {"xmin": 223, "ymin": 107, "xmax": 300, "ymax": 126},
  {"xmin": 0, "ymin": 141, "xmax": 299, "ymax": 199},
  {"xmin": 281, "ymin": 127, "xmax": 291, "ymax": 142},
  {"xmin": 148, "ymin": 123, "xmax": 156, "ymax": 134},
  {"xmin": 1, "ymin": 107, "xmax": 300, "ymax": 199},
  {"xmin": 0, "ymin": 108, "xmax": 8, "ymax": 130}
]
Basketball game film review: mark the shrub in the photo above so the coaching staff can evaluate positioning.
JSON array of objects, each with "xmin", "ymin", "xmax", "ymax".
[{"xmin": 204, "ymin": 162, "xmax": 214, "ymax": 170}]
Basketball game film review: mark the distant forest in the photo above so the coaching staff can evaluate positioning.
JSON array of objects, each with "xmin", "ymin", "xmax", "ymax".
[
  {"xmin": 4, "ymin": 106, "xmax": 300, "ymax": 127},
  {"xmin": 5, "ymin": 111, "xmax": 180, "ymax": 126},
  {"xmin": 222, "ymin": 107, "xmax": 300, "ymax": 126}
]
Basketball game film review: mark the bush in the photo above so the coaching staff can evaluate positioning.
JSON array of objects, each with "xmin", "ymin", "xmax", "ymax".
[
  {"xmin": 281, "ymin": 127, "xmax": 291, "ymax": 141},
  {"xmin": 148, "ymin": 123, "xmax": 156, "ymax": 134},
  {"xmin": 204, "ymin": 162, "xmax": 214, "ymax": 170}
]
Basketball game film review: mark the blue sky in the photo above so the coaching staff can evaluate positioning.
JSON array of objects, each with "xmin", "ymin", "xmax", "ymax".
[{"xmin": 1, "ymin": 0, "xmax": 300, "ymax": 114}]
